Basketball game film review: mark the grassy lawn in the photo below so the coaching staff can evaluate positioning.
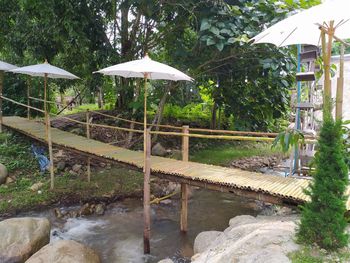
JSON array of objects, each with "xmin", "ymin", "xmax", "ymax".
[
  {"xmin": 190, "ymin": 141, "xmax": 284, "ymax": 166},
  {"xmin": 0, "ymin": 131, "xmax": 143, "ymax": 216}
]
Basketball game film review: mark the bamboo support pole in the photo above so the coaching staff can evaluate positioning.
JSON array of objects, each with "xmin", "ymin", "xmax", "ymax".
[
  {"xmin": 86, "ymin": 110, "xmax": 91, "ymax": 182},
  {"xmin": 143, "ymin": 127, "xmax": 151, "ymax": 254},
  {"xmin": 44, "ymin": 73, "xmax": 55, "ymax": 189},
  {"xmin": 27, "ymin": 77, "xmax": 31, "ymax": 119},
  {"xmin": 181, "ymin": 125, "xmax": 189, "ymax": 232},
  {"xmin": 322, "ymin": 22, "xmax": 334, "ymax": 119},
  {"xmin": 0, "ymin": 71, "xmax": 3, "ymax": 133},
  {"xmin": 336, "ymin": 44, "xmax": 344, "ymax": 120},
  {"xmin": 47, "ymin": 116, "xmax": 55, "ymax": 189}
]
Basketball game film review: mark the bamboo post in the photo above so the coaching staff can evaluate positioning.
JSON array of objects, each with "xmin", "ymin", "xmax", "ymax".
[
  {"xmin": 27, "ymin": 76, "xmax": 31, "ymax": 119},
  {"xmin": 44, "ymin": 73, "xmax": 55, "ymax": 189},
  {"xmin": 48, "ymin": 116, "xmax": 55, "ymax": 189},
  {"xmin": 336, "ymin": 44, "xmax": 344, "ymax": 120},
  {"xmin": 322, "ymin": 22, "xmax": 334, "ymax": 120},
  {"xmin": 143, "ymin": 127, "xmax": 151, "ymax": 254},
  {"xmin": 86, "ymin": 110, "xmax": 91, "ymax": 182},
  {"xmin": 181, "ymin": 125, "xmax": 189, "ymax": 232},
  {"xmin": 0, "ymin": 71, "xmax": 3, "ymax": 133}
]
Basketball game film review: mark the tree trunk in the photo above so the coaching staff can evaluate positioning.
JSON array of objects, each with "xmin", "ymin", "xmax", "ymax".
[{"xmin": 126, "ymin": 79, "xmax": 141, "ymax": 147}]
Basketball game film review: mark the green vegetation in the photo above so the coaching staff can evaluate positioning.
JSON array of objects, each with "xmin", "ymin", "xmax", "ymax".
[
  {"xmin": 190, "ymin": 142, "xmax": 283, "ymax": 166},
  {"xmin": 0, "ymin": 132, "xmax": 143, "ymax": 215},
  {"xmin": 289, "ymin": 246, "xmax": 350, "ymax": 263},
  {"xmin": 297, "ymin": 117, "xmax": 349, "ymax": 250}
]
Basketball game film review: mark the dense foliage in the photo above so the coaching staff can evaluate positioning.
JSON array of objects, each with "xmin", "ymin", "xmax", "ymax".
[
  {"xmin": 297, "ymin": 116, "xmax": 349, "ymax": 250},
  {"xmin": 0, "ymin": 0, "xmax": 320, "ymax": 131}
]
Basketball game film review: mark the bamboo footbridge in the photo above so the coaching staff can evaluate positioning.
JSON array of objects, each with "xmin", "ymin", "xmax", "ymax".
[{"xmin": 3, "ymin": 115, "xmax": 350, "ymax": 210}]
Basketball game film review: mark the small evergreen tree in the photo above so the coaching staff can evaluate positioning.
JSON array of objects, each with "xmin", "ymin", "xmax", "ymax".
[{"xmin": 297, "ymin": 116, "xmax": 349, "ymax": 249}]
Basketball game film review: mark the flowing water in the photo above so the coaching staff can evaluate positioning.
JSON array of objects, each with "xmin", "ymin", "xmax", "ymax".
[{"xmin": 19, "ymin": 188, "xmax": 260, "ymax": 263}]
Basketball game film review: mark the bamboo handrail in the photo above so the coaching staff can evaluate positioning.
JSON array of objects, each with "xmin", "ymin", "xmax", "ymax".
[
  {"xmin": 1, "ymin": 95, "xmax": 45, "ymax": 113},
  {"xmin": 150, "ymin": 129, "xmax": 317, "ymax": 144},
  {"xmin": 90, "ymin": 110, "xmax": 183, "ymax": 130},
  {"xmin": 28, "ymin": 96, "xmax": 65, "ymax": 106},
  {"xmin": 3, "ymin": 96, "xmax": 317, "ymax": 143}
]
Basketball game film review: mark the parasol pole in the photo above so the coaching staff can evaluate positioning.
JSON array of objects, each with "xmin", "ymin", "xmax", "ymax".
[
  {"xmin": 44, "ymin": 72, "xmax": 55, "ymax": 189},
  {"xmin": 143, "ymin": 72, "xmax": 151, "ymax": 254},
  {"xmin": 27, "ymin": 76, "xmax": 31, "ymax": 119},
  {"xmin": 0, "ymin": 70, "xmax": 3, "ymax": 133},
  {"xmin": 336, "ymin": 44, "xmax": 344, "ymax": 120}
]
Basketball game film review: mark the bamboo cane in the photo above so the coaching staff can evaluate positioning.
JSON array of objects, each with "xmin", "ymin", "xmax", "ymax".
[
  {"xmin": 27, "ymin": 76, "xmax": 31, "ymax": 119},
  {"xmin": 0, "ymin": 71, "xmax": 3, "ymax": 133},
  {"xmin": 336, "ymin": 44, "xmax": 344, "ymax": 120},
  {"xmin": 143, "ymin": 127, "xmax": 151, "ymax": 254},
  {"xmin": 180, "ymin": 125, "xmax": 189, "ymax": 232},
  {"xmin": 323, "ymin": 21, "xmax": 334, "ymax": 120},
  {"xmin": 86, "ymin": 110, "xmax": 91, "ymax": 182},
  {"xmin": 44, "ymin": 73, "xmax": 55, "ymax": 189}
]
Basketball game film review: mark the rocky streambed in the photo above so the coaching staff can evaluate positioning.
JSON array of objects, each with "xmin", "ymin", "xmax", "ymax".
[{"xmin": 0, "ymin": 188, "xmax": 299, "ymax": 263}]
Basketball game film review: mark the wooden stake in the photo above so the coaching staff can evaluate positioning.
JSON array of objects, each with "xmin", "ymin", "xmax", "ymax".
[
  {"xmin": 143, "ymin": 127, "xmax": 151, "ymax": 254},
  {"xmin": 0, "ymin": 71, "xmax": 3, "ymax": 133},
  {"xmin": 181, "ymin": 125, "xmax": 189, "ymax": 232},
  {"xmin": 336, "ymin": 44, "xmax": 344, "ymax": 120},
  {"xmin": 86, "ymin": 110, "xmax": 91, "ymax": 182}
]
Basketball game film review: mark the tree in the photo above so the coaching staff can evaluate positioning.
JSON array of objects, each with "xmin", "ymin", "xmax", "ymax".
[{"xmin": 297, "ymin": 115, "xmax": 349, "ymax": 250}]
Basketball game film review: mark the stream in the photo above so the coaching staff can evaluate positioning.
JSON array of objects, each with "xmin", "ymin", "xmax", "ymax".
[{"xmin": 19, "ymin": 188, "xmax": 261, "ymax": 263}]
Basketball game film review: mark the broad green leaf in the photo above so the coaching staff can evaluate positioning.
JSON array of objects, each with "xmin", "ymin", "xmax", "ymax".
[{"xmin": 200, "ymin": 19, "xmax": 210, "ymax": 31}]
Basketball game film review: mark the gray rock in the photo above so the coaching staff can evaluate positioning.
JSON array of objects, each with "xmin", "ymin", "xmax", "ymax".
[
  {"xmin": 157, "ymin": 259, "xmax": 174, "ymax": 263},
  {"xmin": 152, "ymin": 143, "xmax": 167, "ymax": 157},
  {"xmin": 29, "ymin": 182, "xmax": 44, "ymax": 192},
  {"xmin": 0, "ymin": 163, "xmax": 8, "ymax": 185},
  {"xmin": 94, "ymin": 204, "xmax": 105, "ymax": 215},
  {"xmin": 0, "ymin": 217, "xmax": 50, "ymax": 263},
  {"xmin": 192, "ymin": 215, "xmax": 299, "ymax": 263},
  {"xmin": 72, "ymin": 164, "xmax": 82, "ymax": 173},
  {"xmin": 56, "ymin": 161, "xmax": 66, "ymax": 171},
  {"xmin": 5, "ymin": 176, "xmax": 14, "ymax": 184},
  {"xmin": 194, "ymin": 231, "xmax": 222, "ymax": 254},
  {"xmin": 25, "ymin": 240, "xmax": 100, "ymax": 263}
]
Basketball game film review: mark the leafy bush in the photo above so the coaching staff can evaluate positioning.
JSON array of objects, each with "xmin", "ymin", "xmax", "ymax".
[{"xmin": 297, "ymin": 116, "xmax": 348, "ymax": 250}]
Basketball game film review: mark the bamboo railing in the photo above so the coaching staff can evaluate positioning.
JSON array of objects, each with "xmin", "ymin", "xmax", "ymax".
[{"xmin": 0, "ymin": 95, "xmax": 317, "ymax": 191}]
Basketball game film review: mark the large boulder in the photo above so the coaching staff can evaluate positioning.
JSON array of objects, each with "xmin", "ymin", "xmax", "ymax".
[
  {"xmin": 192, "ymin": 215, "xmax": 299, "ymax": 263},
  {"xmin": 0, "ymin": 217, "xmax": 50, "ymax": 263},
  {"xmin": 25, "ymin": 240, "xmax": 100, "ymax": 263},
  {"xmin": 193, "ymin": 231, "xmax": 222, "ymax": 254},
  {"xmin": 152, "ymin": 143, "xmax": 167, "ymax": 157},
  {"xmin": 0, "ymin": 163, "xmax": 8, "ymax": 185}
]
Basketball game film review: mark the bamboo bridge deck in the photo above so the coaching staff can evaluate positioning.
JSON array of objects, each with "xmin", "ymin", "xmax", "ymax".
[{"xmin": 3, "ymin": 116, "xmax": 350, "ymax": 209}]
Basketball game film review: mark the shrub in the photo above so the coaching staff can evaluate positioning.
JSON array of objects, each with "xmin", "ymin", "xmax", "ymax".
[{"xmin": 297, "ymin": 116, "xmax": 349, "ymax": 250}]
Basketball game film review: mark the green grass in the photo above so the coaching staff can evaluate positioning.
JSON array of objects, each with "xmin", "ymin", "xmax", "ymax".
[
  {"xmin": 61, "ymin": 103, "xmax": 114, "ymax": 115},
  {"xmin": 289, "ymin": 246, "xmax": 350, "ymax": 263},
  {"xmin": 190, "ymin": 141, "xmax": 284, "ymax": 166}
]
